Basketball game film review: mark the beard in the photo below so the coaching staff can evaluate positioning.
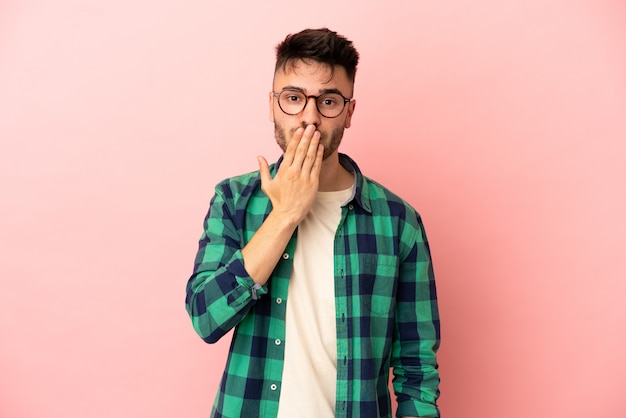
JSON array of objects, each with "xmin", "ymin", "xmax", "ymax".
[{"xmin": 274, "ymin": 122, "xmax": 345, "ymax": 160}]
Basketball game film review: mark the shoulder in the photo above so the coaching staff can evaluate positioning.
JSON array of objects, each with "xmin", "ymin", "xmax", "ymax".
[
  {"xmin": 340, "ymin": 153, "xmax": 421, "ymax": 223},
  {"xmin": 361, "ymin": 175, "xmax": 422, "ymax": 222},
  {"xmin": 214, "ymin": 169, "xmax": 263, "ymax": 200}
]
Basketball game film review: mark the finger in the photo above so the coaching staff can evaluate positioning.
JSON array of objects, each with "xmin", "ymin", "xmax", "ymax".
[
  {"xmin": 310, "ymin": 144, "xmax": 324, "ymax": 179},
  {"xmin": 300, "ymin": 129, "xmax": 321, "ymax": 174},
  {"xmin": 281, "ymin": 127, "xmax": 304, "ymax": 166},
  {"xmin": 292, "ymin": 124, "xmax": 316, "ymax": 168},
  {"xmin": 257, "ymin": 156, "xmax": 271, "ymax": 186}
]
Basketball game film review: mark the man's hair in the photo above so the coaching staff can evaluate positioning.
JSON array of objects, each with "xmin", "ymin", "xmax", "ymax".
[{"xmin": 275, "ymin": 28, "xmax": 360, "ymax": 82}]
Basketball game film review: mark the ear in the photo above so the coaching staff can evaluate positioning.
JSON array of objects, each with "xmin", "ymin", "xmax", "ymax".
[
  {"xmin": 269, "ymin": 91, "xmax": 275, "ymax": 122},
  {"xmin": 344, "ymin": 99, "xmax": 356, "ymax": 129}
]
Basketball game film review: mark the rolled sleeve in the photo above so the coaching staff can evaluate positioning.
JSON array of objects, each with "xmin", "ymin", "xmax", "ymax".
[{"xmin": 185, "ymin": 185, "xmax": 267, "ymax": 343}]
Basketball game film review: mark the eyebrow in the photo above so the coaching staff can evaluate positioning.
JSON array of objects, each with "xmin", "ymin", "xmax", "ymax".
[{"xmin": 280, "ymin": 85, "xmax": 349, "ymax": 97}]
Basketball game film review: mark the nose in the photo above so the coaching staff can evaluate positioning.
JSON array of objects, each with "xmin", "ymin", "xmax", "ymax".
[{"xmin": 301, "ymin": 96, "xmax": 322, "ymax": 127}]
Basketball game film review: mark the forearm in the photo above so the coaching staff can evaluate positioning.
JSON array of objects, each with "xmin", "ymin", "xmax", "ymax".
[
  {"xmin": 241, "ymin": 210, "xmax": 298, "ymax": 285},
  {"xmin": 187, "ymin": 193, "xmax": 302, "ymax": 341}
]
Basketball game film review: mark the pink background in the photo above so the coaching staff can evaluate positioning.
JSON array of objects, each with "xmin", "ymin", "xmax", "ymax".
[{"xmin": 1, "ymin": 1, "xmax": 625, "ymax": 417}]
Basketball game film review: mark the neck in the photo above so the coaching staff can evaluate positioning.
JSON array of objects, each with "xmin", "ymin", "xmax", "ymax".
[{"xmin": 318, "ymin": 152, "xmax": 354, "ymax": 192}]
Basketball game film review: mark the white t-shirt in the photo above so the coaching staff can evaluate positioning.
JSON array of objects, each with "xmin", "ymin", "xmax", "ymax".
[{"xmin": 277, "ymin": 186, "xmax": 354, "ymax": 418}]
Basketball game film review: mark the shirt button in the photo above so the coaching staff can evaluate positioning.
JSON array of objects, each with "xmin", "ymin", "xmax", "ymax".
[
  {"xmin": 270, "ymin": 384, "xmax": 278, "ymax": 391},
  {"xmin": 282, "ymin": 253, "xmax": 289, "ymax": 260},
  {"xmin": 348, "ymin": 204, "xmax": 354, "ymax": 210},
  {"xmin": 275, "ymin": 339, "xmax": 282, "ymax": 345},
  {"xmin": 276, "ymin": 297, "xmax": 283, "ymax": 304}
]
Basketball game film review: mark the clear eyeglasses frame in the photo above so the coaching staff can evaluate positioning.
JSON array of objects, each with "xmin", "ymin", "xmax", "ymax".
[{"xmin": 272, "ymin": 90, "xmax": 352, "ymax": 118}]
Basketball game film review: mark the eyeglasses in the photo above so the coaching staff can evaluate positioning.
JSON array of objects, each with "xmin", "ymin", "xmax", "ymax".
[{"xmin": 272, "ymin": 90, "xmax": 352, "ymax": 118}]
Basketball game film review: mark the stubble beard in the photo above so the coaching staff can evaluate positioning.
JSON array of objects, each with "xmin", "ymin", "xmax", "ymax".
[{"xmin": 274, "ymin": 122, "xmax": 345, "ymax": 160}]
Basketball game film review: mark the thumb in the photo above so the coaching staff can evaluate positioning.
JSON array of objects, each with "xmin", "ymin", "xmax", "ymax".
[{"xmin": 257, "ymin": 156, "xmax": 271, "ymax": 185}]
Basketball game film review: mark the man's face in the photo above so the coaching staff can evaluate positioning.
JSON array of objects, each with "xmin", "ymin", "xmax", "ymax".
[{"xmin": 270, "ymin": 60, "xmax": 356, "ymax": 160}]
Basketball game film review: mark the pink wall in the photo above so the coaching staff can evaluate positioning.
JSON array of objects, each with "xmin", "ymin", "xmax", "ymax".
[{"xmin": 1, "ymin": 1, "xmax": 625, "ymax": 417}]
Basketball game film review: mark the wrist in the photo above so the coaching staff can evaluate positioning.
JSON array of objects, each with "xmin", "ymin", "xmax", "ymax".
[{"xmin": 267, "ymin": 208, "xmax": 301, "ymax": 230}]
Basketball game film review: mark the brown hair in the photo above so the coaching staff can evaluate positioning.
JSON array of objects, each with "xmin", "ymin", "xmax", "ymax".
[{"xmin": 275, "ymin": 28, "xmax": 360, "ymax": 82}]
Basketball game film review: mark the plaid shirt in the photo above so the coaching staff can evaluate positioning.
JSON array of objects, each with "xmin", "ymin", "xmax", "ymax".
[{"xmin": 186, "ymin": 154, "xmax": 440, "ymax": 418}]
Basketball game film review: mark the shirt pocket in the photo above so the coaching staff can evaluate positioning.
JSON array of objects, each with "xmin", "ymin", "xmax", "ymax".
[{"xmin": 357, "ymin": 253, "xmax": 399, "ymax": 317}]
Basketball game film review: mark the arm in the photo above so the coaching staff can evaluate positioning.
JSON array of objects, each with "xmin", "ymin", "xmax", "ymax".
[
  {"xmin": 185, "ymin": 125, "xmax": 323, "ymax": 343},
  {"xmin": 392, "ymin": 213, "xmax": 441, "ymax": 418},
  {"xmin": 242, "ymin": 125, "xmax": 323, "ymax": 285}
]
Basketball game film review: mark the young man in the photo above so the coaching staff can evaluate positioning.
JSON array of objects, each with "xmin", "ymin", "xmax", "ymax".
[{"xmin": 186, "ymin": 28, "xmax": 440, "ymax": 418}]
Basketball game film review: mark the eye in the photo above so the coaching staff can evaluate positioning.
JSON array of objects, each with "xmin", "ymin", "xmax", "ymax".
[
  {"xmin": 281, "ymin": 92, "xmax": 305, "ymax": 102},
  {"xmin": 318, "ymin": 94, "xmax": 341, "ymax": 108}
]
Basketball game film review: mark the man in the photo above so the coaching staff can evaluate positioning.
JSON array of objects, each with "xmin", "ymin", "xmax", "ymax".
[{"xmin": 186, "ymin": 28, "xmax": 440, "ymax": 418}]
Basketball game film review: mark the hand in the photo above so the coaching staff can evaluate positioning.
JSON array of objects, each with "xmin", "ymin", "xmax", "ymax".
[{"xmin": 258, "ymin": 125, "xmax": 324, "ymax": 226}]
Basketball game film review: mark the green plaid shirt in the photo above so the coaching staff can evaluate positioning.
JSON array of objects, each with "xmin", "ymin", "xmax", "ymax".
[{"xmin": 186, "ymin": 154, "xmax": 440, "ymax": 418}]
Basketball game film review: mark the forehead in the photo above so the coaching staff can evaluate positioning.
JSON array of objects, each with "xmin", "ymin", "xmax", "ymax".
[{"xmin": 273, "ymin": 59, "xmax": 352, "ymax": 92}]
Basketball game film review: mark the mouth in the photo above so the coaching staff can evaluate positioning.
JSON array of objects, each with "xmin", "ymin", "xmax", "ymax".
[{"xmin": 294, "ymin": 126, "xmax": 322, "ymax": 139}]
